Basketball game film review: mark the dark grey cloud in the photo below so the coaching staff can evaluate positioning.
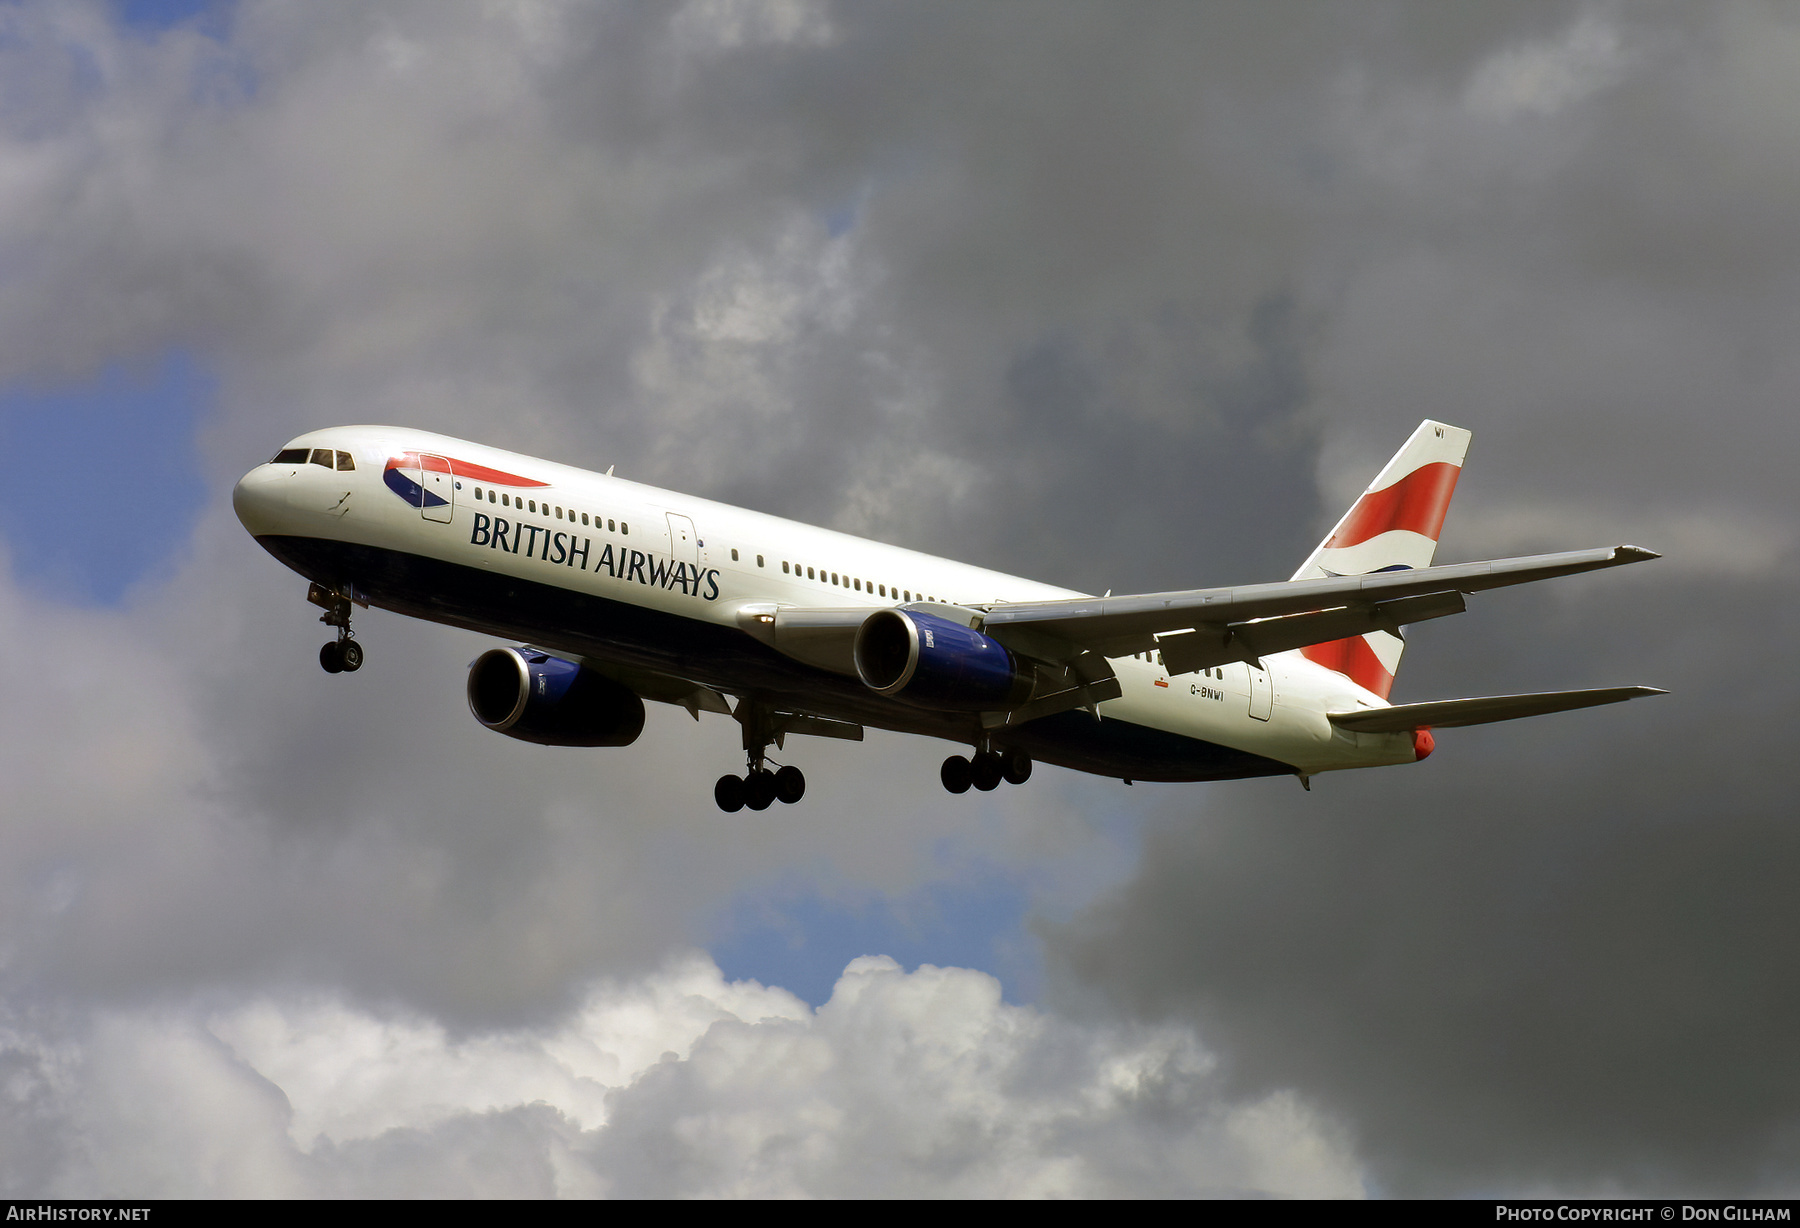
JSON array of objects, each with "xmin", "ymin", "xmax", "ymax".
[
  {"xmin": 1049, "ymin": 573, "xmax": 1800, "ymax": 1195},
  {"xmin": 1036, "ymin": 2, "xmax": 1800, "ymax": 1190}
]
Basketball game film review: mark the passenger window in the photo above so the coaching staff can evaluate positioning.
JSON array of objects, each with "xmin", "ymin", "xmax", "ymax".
[
  {"xmin": 782, "ymin": 561, "xmax": 790, "ymax": 574},
  {"xmin": 335, "ymin": 450, "xmax": 354, "ymax": 471},
  {"xmin": 489, "ymin": 491, "xmax": 496, "ymax": 503},
  {"xmin": 807, "ymin": 567, "xmax": 815, "ymax": 579},
  {"xmin": 621, "ymin": 523, "xmax": 629, "ymax": 534},
  {"xmin": 474, "ymin": 487, "xmax": 483, "ymax": 500},
  {"xmin": 502, "ymin": 494, "xmax": 510, "ymax": 507},
  {"xmin": 556, "ymin": 507, "xmax": 563, "ymax": 519},
  {"xmin": 582, "ymin": 513, "xmax": 589, "ymax": 525},
  {"xmin": 832, "ymin": 572, "xmax": 839, "ymax": 585},
  {"xmin": 878, "ymin": 584, "xmax": 885, "ymax": 597},
  {"xmin": 310, "ymin": 448, "xmax": 334, "ymax": 468},
  {"xmin": 731, "ymin": 548, "xmax": 739, "ymax": 561},
  {"xmin": 757, "ymin": 555, "xmax": 765, "ymax": 567},
  {"xmin": 608, "ymin": 519, "xmax": 615, "ymax": 531},
  {"xmin": 853, "ymin": 579, "xmax": 861, "ymax": 591}
]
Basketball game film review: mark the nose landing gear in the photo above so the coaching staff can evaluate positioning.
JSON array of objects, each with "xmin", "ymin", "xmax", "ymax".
[{"xmin": 308, "ymin": 583, "xmax": 364, "ymax": 674}]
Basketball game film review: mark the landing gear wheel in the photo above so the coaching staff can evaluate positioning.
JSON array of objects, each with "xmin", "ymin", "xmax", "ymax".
[
  {"xmin": 309, "ymin": 584, "xmax": 360, "ymax": 675},
  {"xmin": 971, "ymin": 751, "xmax": 1003, "ymax": 792},
  {"xmin": 774, "ymin": 765, "xmax": 806, "ymax": 805},
  {"xmin": 745, "ymin": 769, "xmax": 778, "ymax": 811},
  {"xmin": 1001, "ymin": 749, "xmax": 1033, "ymax": 785},
  {"xmin": 941, "ymin": 755, "xmax": 972, "ymax": 794},
  {"xmin": 714, "ymin": 774, "xmax": 746, "ymax": 813}
]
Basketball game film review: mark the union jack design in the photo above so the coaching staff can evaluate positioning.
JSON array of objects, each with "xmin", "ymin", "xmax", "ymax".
[
  {"xmin": 1288, "ymin": 420, "xmax": 1472, "ymax": 699},
  {"xmin": 382, "ymin": 452, "xmax": 548, "ymax": 509}
]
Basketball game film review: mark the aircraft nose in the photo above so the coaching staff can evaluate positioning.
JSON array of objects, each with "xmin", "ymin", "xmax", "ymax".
[{"xmin": 232, "ymin": 465, "xmax": 287, "ymax": 537}]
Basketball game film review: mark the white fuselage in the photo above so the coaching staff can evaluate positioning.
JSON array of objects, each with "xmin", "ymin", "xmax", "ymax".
[{"xmin": 233, "ymin": 426, "xmax": 1422, "ymax": 782}]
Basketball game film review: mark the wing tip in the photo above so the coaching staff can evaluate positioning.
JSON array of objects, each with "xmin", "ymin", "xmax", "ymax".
[{"xmin": 1613, "ymin": 544, "xmax": 1661, "ymax": 562}]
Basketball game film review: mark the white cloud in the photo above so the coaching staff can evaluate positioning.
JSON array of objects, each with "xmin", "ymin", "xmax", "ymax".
[
  {"xmin": 1464, "ymin": 15, "xmax": 1632, "ymax": 121},
  {"xmin": 211, "ymin": 952, "xmax": 806, "ymax": 1148},
  {"xmin": 671, "ymin": 0, "xmax": 837, "ymax": 56},
  {"xmin": 2, "ymin": 955, "xmax": 1363, "ymax": 1198}
]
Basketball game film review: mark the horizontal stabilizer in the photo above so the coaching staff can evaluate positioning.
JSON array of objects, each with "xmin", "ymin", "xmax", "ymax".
[{"xmin": 1328, "ymin": 686, "xmax": 1666, "ymax": 733}]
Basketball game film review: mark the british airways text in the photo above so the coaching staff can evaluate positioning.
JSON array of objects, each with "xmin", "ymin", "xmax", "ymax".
[{"xmin": 469, "ymin": 512, "xmax": 720, "ymax": 599}]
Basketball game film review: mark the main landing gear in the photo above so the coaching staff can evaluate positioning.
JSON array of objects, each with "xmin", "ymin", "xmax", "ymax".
[
  {"xmin": 941, "ymin": 747, "xmax": 1032, "ymax": 794},
  {"xmin": 715, "ymin": 698, "xmax": 806, "ymax": 812},
  {"xmin": 714, "ymin": 763, "xmax": 806, "ymax": 813},
  {"xmin": 308, "ymin": 583, "xmax": 363, "ymax": 674}
]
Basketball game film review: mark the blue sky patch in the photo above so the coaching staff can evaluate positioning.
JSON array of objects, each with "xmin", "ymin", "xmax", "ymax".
[
  {"xmin": 0, "ymin": 350, "xmax": 214, "ymax": 606},
  {"xmin": 115, "ymin": 0, "xmax": 233, "ymax": 34},
  {"xmin": 711, "ymin": 870, "xmax": 1038, "ymax": 1007}
]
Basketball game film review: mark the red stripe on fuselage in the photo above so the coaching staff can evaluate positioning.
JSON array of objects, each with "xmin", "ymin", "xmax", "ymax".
[
  {"xmin": 1300, "ymin": 635, "xmax": 1395, "ymax": 700},
  {"xmin": 1327, "ymin": 462, "xmax": 1461, "ymax": 549},
  {"xmin": 386, "ymin": 453, "xmax": 550, "ymax": 488}
]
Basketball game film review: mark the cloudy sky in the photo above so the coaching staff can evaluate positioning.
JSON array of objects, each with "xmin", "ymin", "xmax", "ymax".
[{"xmin": 0, "ymin": 0, "xmax": 1795, "ymax": 1198}]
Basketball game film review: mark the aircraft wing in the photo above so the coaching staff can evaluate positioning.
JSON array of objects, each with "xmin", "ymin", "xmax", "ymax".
[
  {"xmin": 977, "ymin": 545, "xmax": 1657, "ymax": 675},
  {"xmin": 1328, "ymin": 686, "xmax": 1666, "ymax": 732},
  {"xmin": 577, "ymin": 651, "xmax": 864, "ymax": 742},
  {"xmin": 573, "ymin": 655, "xmax": 734, "ymax": 719}
]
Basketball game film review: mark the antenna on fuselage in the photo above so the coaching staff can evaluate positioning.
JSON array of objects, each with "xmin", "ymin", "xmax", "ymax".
[{"xmin": 604, "ymin": 465, "xmax": 615, "ymax": 477}]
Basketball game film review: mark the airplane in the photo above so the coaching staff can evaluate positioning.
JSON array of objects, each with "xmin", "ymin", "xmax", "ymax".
[{"xmin": 232, "ymin": 419, "xmax": 1662, "ymax": 811}]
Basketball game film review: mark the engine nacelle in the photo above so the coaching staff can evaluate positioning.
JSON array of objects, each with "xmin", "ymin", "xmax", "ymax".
[
  {"xmin": 853, "ymin": 609, "xmax": 1033, "ymax": 711},
  {"xmin": 466, "ymin": 648, "xmax": 646, "ymax": 747}
]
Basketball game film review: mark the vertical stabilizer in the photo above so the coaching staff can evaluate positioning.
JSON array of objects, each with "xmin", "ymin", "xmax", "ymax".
[{"xmin": 1289, "ymin": 420, "xmax": 1472, "ymax": 698}]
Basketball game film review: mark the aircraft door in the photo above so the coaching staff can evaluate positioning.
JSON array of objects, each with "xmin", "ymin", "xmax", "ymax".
[
  {"xmin": 1247, "ymin": 662, "xmax": 1273, "ymax": 721},
  {"xmin": 667, "ymin": 513, "xmax": 698, "ymax": 566},
  {"xmin": 420, "ymin": 454, "xmax": 454, "ymax": 523}
]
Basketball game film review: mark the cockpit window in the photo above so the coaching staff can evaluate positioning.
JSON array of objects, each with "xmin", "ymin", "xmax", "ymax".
[
  {"xmin": 310, "ymin": 448, "xmax": 335, "ymax": 468},
  {"xmin": 335, "ymin": 450, "xmax": 355, "ymax": 471},
  {"xmin": 271, "ymin": 448, "xmax": 308, "ymax": 464}
]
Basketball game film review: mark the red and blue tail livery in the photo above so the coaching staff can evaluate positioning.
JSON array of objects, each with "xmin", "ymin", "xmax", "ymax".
[
  {"xmin": 235, "ymin": 421, "xmax": 1661, "ymax": 809},
  {"xmin": 1288, "ymin": 422, "xmax": 1470, "ymax": 698}
]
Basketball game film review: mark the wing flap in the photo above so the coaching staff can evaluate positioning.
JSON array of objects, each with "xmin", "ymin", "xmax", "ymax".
[
  {"xmin": 773, "ymin": 712, "xmax": 864, "ymax": 744},
  {"xmin": 1328, "ymin": 686, "xmax": 1666, "ymax": 732},
  {"xmin": 1158, "ymin": 590, "xmax": 1467, "ymax": 675}
]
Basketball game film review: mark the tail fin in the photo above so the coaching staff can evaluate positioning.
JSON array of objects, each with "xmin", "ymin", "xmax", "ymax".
[{"xmin": 1289, "ymin": 420, "xmax": 1472, "ymax": 698}]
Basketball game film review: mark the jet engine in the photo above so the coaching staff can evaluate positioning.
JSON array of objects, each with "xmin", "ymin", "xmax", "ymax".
[
  {"xmin": 853, "ymin": 609, "xmax": 1033, "ymax": 710},
  {"xmin": 466, "ymin": 648, "xmax": 645, "ymax": 746}
]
